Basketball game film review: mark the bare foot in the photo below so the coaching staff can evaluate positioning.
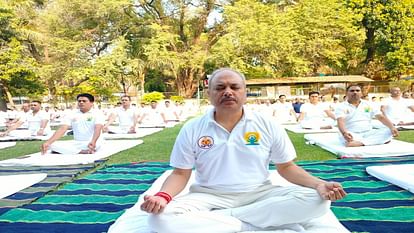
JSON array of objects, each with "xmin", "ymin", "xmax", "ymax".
[
  {"xmin": 346, "ymin": 141, "xmax": 364, "ymax": 147},
  {"xmin": 320, "ymin": 125, "xmax": 333, "ymax": 129},
  {"xmin": 79, "ymin": 150, "xmax": 91, "ymax": 154}
]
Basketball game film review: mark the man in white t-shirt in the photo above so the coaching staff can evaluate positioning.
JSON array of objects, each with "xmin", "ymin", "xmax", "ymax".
[
  {"xmin": 336, "ymin": 84, "xmax": 398, "ymax": 147},
  {"xmin": 380, "ymin": 87, "xmax": 414, "ymax": 126},
  {"xmin": 163, "ymin": 100, "xmax": 180, "ymax": 122},
  {"xmin": 103, "ymin": 96, "xmax": 138, "ymax": 134},
  {"xmin": 0, "ymin": 101, "xmax": 51, "ymax": 137},
  {"xmin": 140, "ymin": 68, "xmax": 346, "ymax": 233},
  {"xmin": 41, "ymin": 93, "xmax": 105, "ymax": 154},
  {"xmin": 138, "ymin": 101, "xmax": 167, "ymax": 126},
  {"xmin": 298, "ymin": 91, "xmax": 336, "ymax": 129},
  {"xmin": 274, "ymin": 95, "xmax": 297, "ymax": 123}
]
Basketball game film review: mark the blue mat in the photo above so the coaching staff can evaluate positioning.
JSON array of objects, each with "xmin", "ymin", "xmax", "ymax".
[{"xmin": 0, "ymin": 157, "xmax": 413, "ymax": 233}]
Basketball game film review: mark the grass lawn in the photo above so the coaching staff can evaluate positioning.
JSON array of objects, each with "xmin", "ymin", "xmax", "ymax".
[{"xmin": 2, "ymin": 123, "xmax": 414, "ymax": 163}]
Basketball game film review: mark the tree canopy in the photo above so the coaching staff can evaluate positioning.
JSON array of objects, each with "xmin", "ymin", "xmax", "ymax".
[{"xmin": 0, "ymin": 0, "xmax": 413, "ymax": 107}]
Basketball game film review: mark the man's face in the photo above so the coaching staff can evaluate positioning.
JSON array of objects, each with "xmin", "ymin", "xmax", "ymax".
[
  {"xmin": 390, "ymin": 87, "xmax": 401, "ymax": 98},
  {"xmin": 30, "ymin": 102, "xmax": 41, "ymax": 112},
  {"xmin": 121, "ymin": 97, "xmax": 130, "ymax": 108},
  {"xmin": 207, "ymin": 70, "xmax": 246, "ymax": 112},
  {"xmin": 279, "ymin": 96, "xmax": 286, "ymax": 103},
  {"xmin": 77, "ymin": 97, "xmax": 93, "ymax": 112},
  {"xmin": 309, "ymin": 94, "xmax": 319, "ymax": 104},
  {"xmin": 403, "ymin": 92, "xmax": 411, "ymax": 99},
  {"xmin": 150, "ymin": 102, "xmax": 157, "ymax": 109},
  {"xmin": 22, "ymin": 103, "xmax": 30, "ymax": 112},
  {"xmin": 346, "ymin": 86, "xmax": 362, "ymax": 102}
]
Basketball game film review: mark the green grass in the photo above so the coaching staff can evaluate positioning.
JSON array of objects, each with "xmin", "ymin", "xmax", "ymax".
[{"xmin": 1, "ymin": 125, "xmax": 414, "ymax": 163}]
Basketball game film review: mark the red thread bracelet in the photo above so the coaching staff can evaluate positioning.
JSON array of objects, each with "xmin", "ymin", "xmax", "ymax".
[{"xmin": 154, "ymin": 191, "xmax": 172, "ymax": 203}]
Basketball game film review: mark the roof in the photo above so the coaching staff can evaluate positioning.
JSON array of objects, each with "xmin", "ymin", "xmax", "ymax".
[{"xmin": 245, "ymin": 75, "xmax": 373, "ymax": 86}]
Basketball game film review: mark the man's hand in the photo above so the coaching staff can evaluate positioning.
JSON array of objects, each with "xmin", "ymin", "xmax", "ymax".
[
  {"xmin": 102, "ymin": 125, "xmax": 109, "ymax": 133},
  {"xmin": 140, "ymin": 195, "xmax": 168, "ymax": 214},
  {"xmin": 37, "ymin": 129, "xmax": 44, "ymax": 136},
  {"xmin": 390, "ymin": 127, "xmax": 399, "ymax": 137},
  {"xmin": 316, "ymin": 182, "xmax": 347, "ymax": 201},
  {"xmin": 341, "ymin": 131, "xmax": 353, "ymax": 142},
  {"xmin": 87, "ymin": 142, "xmax": 96, "ymax": 153},
  {"xmin": 128, "ymin": 126, "xmax": 136, "ymax": 134},
  {"xmin": 41, "ymin": 142, "xmax": 50, "ymax": 155}
]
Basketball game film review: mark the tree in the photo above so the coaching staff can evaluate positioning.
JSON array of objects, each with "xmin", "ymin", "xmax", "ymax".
[{"xmin": 346, "ymin": 0, "xmax": 414, "ymax": 79}]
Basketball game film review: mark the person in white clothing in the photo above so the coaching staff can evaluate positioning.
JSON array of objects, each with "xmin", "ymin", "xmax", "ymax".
[
  {"xmin": 163, "ymin": 100, "xmax": 180, "ymax": 122},
  {"xmin": 298, "ymin": 91, "xmax": 336, "ymax": 129},
  {"xmin": 0, "ymin": 100, "xmax": 51, "ymax": 137},
  {"xmin": 138, "ymin": 101, "xmax": 167, "ymax": 126},
  {"xmin": 336, "ymin": 84, "xmax": 399, "ymax": 147},
  {"xmin": 103, "ymin": 96, "xmax": 138, "ymax": 134},
  {"xmin": 274, "ymin": 95, "xmax": 297, "ymax": 123},
  {"xmin": 140, "ymin": 68, "xmax": 346, "ymax": 233},
  {"xmin": 380, "ymin": 87, "xmax": 414, "ymax": 126},
  {"xmin": 41, "ymin": 93, "xmax": 105, "ymax": 154}
]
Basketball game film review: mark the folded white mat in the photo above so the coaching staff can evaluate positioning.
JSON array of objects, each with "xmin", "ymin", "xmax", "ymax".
[
  {"xmin": 366, "ymin": 164, "xmax": 414, "ymax": 194},
  {"xmin": 108, "ymin": 170, "xmax": 349, "ymax": 233},
  {"xmin": 0, "ymin": 173, "xmax": 47, "ymax": 199},
  {"xmin": 304, "ymin": 133, "xmax": 414, "ymax": 158},
  {"xmin": 0, "ymin": 142, "xmax": 16, "ymax": 149},
  {"xmin": 0, "ymin": 140, "xmax": 142, "ymax": 167},
  {"xmin": 103, "ymin": 128, "xmax": 163, "ymax": 140},
  {"xmin": 283, "ymin": 124, "xmax": 339, "ymax": 134}
]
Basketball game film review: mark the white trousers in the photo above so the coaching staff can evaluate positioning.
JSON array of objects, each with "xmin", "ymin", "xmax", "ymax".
[
  {"xmin": 300, "ymin": 118, "xmax": 334, "ymax": 129},
  {"xmin": 339, "ymin": 128, "xmax": 392, "ymax": 146},
  {"xmin": 50, "ymin": 140, "xmax": 103, "ymax": 154},
  {"xmin": 149, "ymin": 183, "xmax": 329, "ymax": 233}
]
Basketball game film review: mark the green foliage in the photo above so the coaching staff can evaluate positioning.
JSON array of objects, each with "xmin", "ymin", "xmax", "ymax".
[
  {"xmin": 170, "ymin": 95, "xmax": 184, "ymax": 104},
  {"xmin": 142, "ymin": 91, "xmax": 165, "ymax": 104}
]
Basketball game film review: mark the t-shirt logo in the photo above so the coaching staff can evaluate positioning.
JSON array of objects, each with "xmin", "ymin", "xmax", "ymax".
[
  {"xmin": 198, "ymin": 136, "xmax": 214, "ymax": 149},
  {"xmin": 364, "ymin": 106, "xmax": 371, "ymax": 113},
  {"xmin": 244, "ymin": 132, "xmax": 260, "ymax": 145}
]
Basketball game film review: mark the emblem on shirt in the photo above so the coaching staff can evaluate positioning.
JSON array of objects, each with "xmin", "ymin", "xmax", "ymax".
[
  {"xmin": 198, "ymin": 136, "xmax": 214, "ymax": 149},
  {"xmin": 364, "ymin": 106, "xmax": 371, "ymax": 113},
  {"xmin": 244, "ymin": 132, "xmax": 260, "ymax": 145}
]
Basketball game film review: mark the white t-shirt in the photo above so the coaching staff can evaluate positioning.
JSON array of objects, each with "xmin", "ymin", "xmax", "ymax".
[
  {"xmin": 141, "ymin": 107, "xmax": 165, "ymax": 125},
  {"xmin": 335, "ymin": 100, "xmax": 380, "ymax": 133},
  {"xmin": 274, "ymin": 102, "xmax": 294, "ymax": 120},
  {"xmin": 62, "ymin": 109, "xmax": 105, "ymax": 141},
  {"xmin": 27, "ymin": 111, "xmax": 51, "ymax": 134},
  {"xmin": 299, "ymin": 103, "xmax": 329, "ymax": 120},
  {"xmin": 113, "ymin": 107, "xmax": 136, "ymax": 127},
  {"xmin": 170, "ymin": 108, "xmax": 296, "ymax": 192},
  {"xmin": 381, "ymin": 98, "xmax": 414, "ymax": 123}
]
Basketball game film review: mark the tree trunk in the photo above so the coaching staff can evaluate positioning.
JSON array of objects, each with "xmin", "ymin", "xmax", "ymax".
[
  {"xmin": 0, "ymin": 82, "xmax": 7, "ymax": 111},
  {"xmin": 363, "ymin": 17, "xmax": 375, "ymax": 64},
  {"xmin": 176, "ymin": 68, "xmax": 198, "ymax": 98}
]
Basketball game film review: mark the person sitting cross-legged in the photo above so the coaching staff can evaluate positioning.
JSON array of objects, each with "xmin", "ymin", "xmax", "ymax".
[
  {"xmin": 0, "ymin": 100, "xmax": 52, "ymax": 138},
  {"xmin": 336, "ymin": 84, "xmax": 399, "ymax": 147},
  {"xmin": 103, "ymin": 95, "xmax": 138, "ymax": 134},
  {"xmin": 140, "ymin": 68, "xmax": 346, "ymax": 233},
  {"xmin": 41, "ymin": 93, "xmax": 105, "ymax": 154}
]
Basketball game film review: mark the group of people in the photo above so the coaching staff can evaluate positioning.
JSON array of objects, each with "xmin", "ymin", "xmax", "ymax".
[{"xmin": 0, "ymin": 94, "xmax": 190, "ymax": 154}]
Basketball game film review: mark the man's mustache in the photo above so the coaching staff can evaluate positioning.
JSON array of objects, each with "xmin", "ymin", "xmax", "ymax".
[{"xmin": 220, "ymin": 97, "xmax": 236, "ymax": 103}]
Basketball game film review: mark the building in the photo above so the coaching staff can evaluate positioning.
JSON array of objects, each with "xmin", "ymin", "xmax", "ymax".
[{"xmin": 245, "ymin": 75, "xmax": 374, "ymax": 99}]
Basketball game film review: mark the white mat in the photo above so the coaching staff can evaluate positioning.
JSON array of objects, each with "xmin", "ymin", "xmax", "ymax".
[
  {"xmin": 283, "ymin": 124, "xmax": 339, "ymax": 134},
  {"xmin": 0, "ymin": 142, "xmax": 16, "ymax": 149},
  {"xmin": 0, "ymin": 173, "xmax": 47, "ymax": 199},
  {"xmin": 138, "ymin": 121, "xmax": 180, "ymax": 129},
  {"xmin": 103, "ymin": 128, "xmax": 163, "ymax": 140},
  {"xmin": 0, "ymin": 133, "xmax": 53, "ymax": 142},
  {"xmin": 304, "ymin": 133, "xmax": 414, "ymax": 158},
  {"xmin": 108, "ymin": 170, "xmax": 349, "ymax": 233},
  {"xmin": 0, "ymin": 140, "xmax": 142, "ymax": 167},
  {"xmin": 366, "ymin": 164, "xmax": 414, "ymax": 194}
]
